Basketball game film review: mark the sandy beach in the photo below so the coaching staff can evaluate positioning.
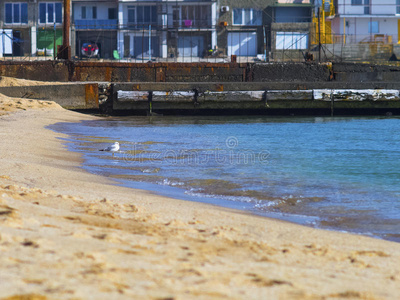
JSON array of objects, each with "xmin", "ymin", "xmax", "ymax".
[{"xmin": 0, "ymin": 91, "xmax": 400, "ymax": 300}]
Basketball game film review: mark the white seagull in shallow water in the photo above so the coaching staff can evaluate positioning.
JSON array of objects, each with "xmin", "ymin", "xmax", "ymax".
[{"xmin": 99, "ymin": 142, "xmax": 120, "ymax": 157}]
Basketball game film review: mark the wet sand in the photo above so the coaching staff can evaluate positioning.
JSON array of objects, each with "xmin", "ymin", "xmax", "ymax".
[{"xmin": 0, "ymin": 93, "xmax": 400, "ymax": 300}]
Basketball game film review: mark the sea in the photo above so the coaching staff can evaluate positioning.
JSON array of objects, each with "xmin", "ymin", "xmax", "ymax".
[{"xmin": 49, "ymin": 115, "xmax": 400, "ymax": 243}]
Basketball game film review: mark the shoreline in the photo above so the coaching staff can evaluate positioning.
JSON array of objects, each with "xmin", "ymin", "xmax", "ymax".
[
  {"xmin": 1, "ymin": 104, "xmax": 400, "ymax": 299},
  {"xmin": 57, "ymin": 115, "xmax": 400, "ymax": 244}
]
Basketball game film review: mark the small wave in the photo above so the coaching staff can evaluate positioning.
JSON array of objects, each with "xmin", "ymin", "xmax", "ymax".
[
  {"xmin": 184, "ymin": 188, "xmax": 263, "ymax": 205},
  {"xmin": 142, "ymin": 168, "xmax": 160, "ymax": 174},
  {"xmin": 158, "ymin": 178, "xmax": 185, "ymax": 187}
]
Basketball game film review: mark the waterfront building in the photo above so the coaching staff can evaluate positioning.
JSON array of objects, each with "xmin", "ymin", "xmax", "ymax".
[
  {"xmin": 116, "ymin": 0, "xmax": 217, "ymax": 61},
  {"xmin": 0, "ymin": 0, "xmax": 63, "ymax": 58},
  {"xmin": 269, "ymin": 0, "xmax": 314, "ymax": 60},
  {"xmin": 329, "ymin": 0, "xmax": 400, "ymax": 44},
  {"xmin": 217, "ymin": 0, "xmax": 274, "ymax": 59},
  {"xmin": 71, "ymin": 0, "xmax": 118, "ymax": 59}
]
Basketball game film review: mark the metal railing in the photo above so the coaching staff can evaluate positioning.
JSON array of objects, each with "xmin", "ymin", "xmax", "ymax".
[{"xmin": 1, "ymin": 24, "xmax": 400, "ymax": 64}]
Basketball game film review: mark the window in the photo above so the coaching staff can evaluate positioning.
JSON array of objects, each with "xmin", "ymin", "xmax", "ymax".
[
  {"xmin": 397, "ymin": 0, "xmax": 400, "ymax": 14},
  {"xmin": 108, "ymin": 8, "xmax": 117, "ymax": 20},
  {"xmin": 55, "ymin": 3, "xmax": 62, "ymax": 23},
  {"xmin": 232, "ymin": 8, "xmax": 262, "ymax": 26},
  {"xmin": 137, "ymin": 6, "xmax": 157, "ymax": 24},
  {"xmin": 351, "ymin": 0, "xmax": 362, "ymax": 5},
  {"xmin": 127, "ymin": 6, "xmax": 157, "ymax": 27},
  {"xmin": 172, "ymin": 5, "xmax": 211, "ymax": 27},
  {"xmin": 5, "ymin": 3, "xmax": 28, "ymax": 24},
  {"xmin": 48, "ymin": 3, "xmax": 54, "ymax": 23},
  {"xmin": 364, "ymin": 0, "xmax": 370, "ymax": 14},
  {"xmin": 92, "ymin": 7, "xmax": 97, "ymax": 20},
  {"xmin": 233, "ymin": 9, "xmax": 242, "ymax": 25},
  {"xmin": 368, "ymin": 21, "xmax": 379, "ymax": 33},
  {"xmin": 14, "ymin": 3, "xmax": 20, "ymax": 23},
  {"xmin": 80, "ymin": 6, "xmax": 97, "ymax": 19},
  {"xmin": 181, "ymin": 5, "xmax": 209, "ymax": 27},
  {"xmin": 81, "ymin": 6, "xmax": 86, "ymax": 19},
  {"xmin": 39, "ymin": 2, "xmax": 62, "ymax": 24},
  {"xmin": 128, "ymin": 7, "xmax": 136, "ymax": 24},
  {"xmin": 276, "ymin": 32, "xmax": 308, "ymax": 50}
]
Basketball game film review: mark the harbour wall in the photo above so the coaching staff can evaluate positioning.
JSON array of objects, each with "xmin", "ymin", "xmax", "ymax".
[
  {"xmin": 0, "ymin": 83, "xmax": 99, "ymax": 110},
  {"xmin": 1, "ymin": 61, "xmax": 400, "ymax": 84},
  {"xmin": 2, "ymin": 61, "xmax": 400, "ymax": 114},
  {"xmin": 112, "ymin": 83, "xmax": 400, "ymax": 115}
]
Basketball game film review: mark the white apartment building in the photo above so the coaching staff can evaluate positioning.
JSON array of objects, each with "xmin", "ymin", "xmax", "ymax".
[
  {"xmin": 329, "ymin": 0, "xmax": 400, "ymax": 43},
  {"xmin": 116, "ymin": 0, "xmax": 217, "ymax": 60}
]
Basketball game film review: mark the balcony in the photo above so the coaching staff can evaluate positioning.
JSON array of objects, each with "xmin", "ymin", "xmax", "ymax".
[
  {"xmin": 74, "ymin": 19, "xmax": 118, "ymax": 30},
  {"xmin": 171, "ymin": 18, "xmax": 212, "ymax": 30}
]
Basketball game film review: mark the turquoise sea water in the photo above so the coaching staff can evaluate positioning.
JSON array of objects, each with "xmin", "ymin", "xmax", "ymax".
[{"xmin": 50, "ymin": 116, "xmax": 400, "ymax": 242}]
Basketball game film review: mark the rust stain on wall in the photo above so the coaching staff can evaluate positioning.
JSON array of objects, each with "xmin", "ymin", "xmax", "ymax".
[
  {"xmin": 105, "ymin": 67, "xmax": 112, "ymax": 82},
  {"xmin": 127, "ymin": 68, "xmax": 132, "ymax": 82},
  {"xmin": 85, "ymin": 83, "xmax": 99, "ymax": 108},
  {"xmin": 156, "ymin": 67, "xmax": 165, "ymax": 82}
]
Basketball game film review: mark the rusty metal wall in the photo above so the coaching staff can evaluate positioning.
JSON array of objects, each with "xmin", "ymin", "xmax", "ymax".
[
  {"xmin": 1, "ymin": 61, "xmax": 400, "ymax": 85},
  {"xmin": 0, "ymin": 61, "xmax": 248, "ymax": 83}
]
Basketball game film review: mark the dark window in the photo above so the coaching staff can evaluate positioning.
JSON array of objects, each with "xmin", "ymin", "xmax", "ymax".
[
  {"xmin": 151, "ymin": 6, "xmax": 157, "ymax": 23},
  {"xmin": 92, "ymin": 7, "xmax": 97, "ymax": 19},
  {"xmin": 364, "ymin": 0, "xmax": 370, "ymax": 14},
  {"xmin": 144, "ymin": 6, "xmax": 150, "ymax": 23},
  {"xmin": 128, "ymin": 7, "xmax": 135, "ymax": 23},
  {"xmin": 108, "ymin": 8, "xmax": 116, "ymax": 20},
  {"xmin": 48, "ymin": 3, "xmax": 54, "ymax": 23},
  {"xmin": 5, "ymin": 3, "xmax": 12, "ymax": 23},
  {"xmin": 55, "ymin": 3, "xmax": 62, "ymax": 23},
  {"xmin": 351, "ymin": 0, "xmax": 362, "ymax": 5},
  {"xmin": 39, "ymin": 2, "xmax": 61, "ymax": 24},
  {"xmin": 39, "ymin": 3, "xmax": 46, "ymax": 23},
  {"xmin": 137, "ymin": 6, "xmax": 144, "ymax": 23},
  {"xmin": 13, "ymin": 3, "xmax": 20, "ymax": 23},
  {"xmin": 81, "ymin": 6, "xmax": 86, "ymax": 19},
  {"xmin": 128, "ymin": 6, "xmax": 156, "ymax": 27},
  {"xmin": 21, "ymin": 3, "xmax": 28, "ymax": 23}
]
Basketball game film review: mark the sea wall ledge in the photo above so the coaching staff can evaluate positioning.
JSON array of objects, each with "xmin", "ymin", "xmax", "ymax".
[
  {"xmin": 2, "ymin": 61, "xmax": 400, "ymax": 83},
  {"xmin": 0, "ymin": 83, "xmax": 99, "ymax": 110},
  {"xmin": 113, "ymin": 86, "xmax": 400, "ymax": 115},
  {"xmin": 116, "ymin": 89, "xmax": 400, "ymax": 103}
]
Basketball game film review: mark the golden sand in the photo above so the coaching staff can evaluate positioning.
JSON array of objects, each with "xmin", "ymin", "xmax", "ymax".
[
  {"xmin": 0, "ymin": 94, "xmax": 399, "ymax": 300},
  {"xmin": 0, "ymin": 76, "xmax": 68, "ymax": 87}
]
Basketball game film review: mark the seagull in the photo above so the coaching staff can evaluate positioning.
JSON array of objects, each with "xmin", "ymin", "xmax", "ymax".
[{"xmin": 99, "ymin": 142, "xmax": 120, "ymax": 157}]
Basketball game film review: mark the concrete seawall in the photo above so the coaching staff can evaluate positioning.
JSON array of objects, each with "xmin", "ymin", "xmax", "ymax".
[
  {"xmin": 1, "ymin": 61, "xmax": 400, "ymax": 84},
  {"xmin": 2, "ymin": 61, "xmax": 400, "ymax": 114},
  {"xmin": 0, "ymin": 83, "xmax": 99, "ymax": 110},
  {"xmin": 112, "ymin": 83, "xmax": 400, "ymax": 115}
]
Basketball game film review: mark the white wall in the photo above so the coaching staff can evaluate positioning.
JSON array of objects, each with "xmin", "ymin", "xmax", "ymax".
[
  {"xmin": 338, "ymin": 0, "xmax": 397, "ymax": 16},
  {"xmin": 339, "ymin": 17, "xmax": 398, "ymax": 43},
  {"xmin": 372, "ymin": 0, "xmax": 397, "ymax": 15}
]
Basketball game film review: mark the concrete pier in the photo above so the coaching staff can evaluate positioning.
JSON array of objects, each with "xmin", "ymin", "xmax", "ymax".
[{"xmin": 112, "ymin": 83, "xmax": 400, "ymax": 115}]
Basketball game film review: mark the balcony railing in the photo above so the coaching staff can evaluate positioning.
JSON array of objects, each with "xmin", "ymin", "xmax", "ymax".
[
  {"xmin": 74, "ymin": 19, "xmax": 118, "ymax": 30},
  {"xmin": 172, "ymin": 19, "xmax": 212, "ymax": 29},
  {"xmin": 124, "ymin": 22, "xmax": 158, "ymax": 30}
]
